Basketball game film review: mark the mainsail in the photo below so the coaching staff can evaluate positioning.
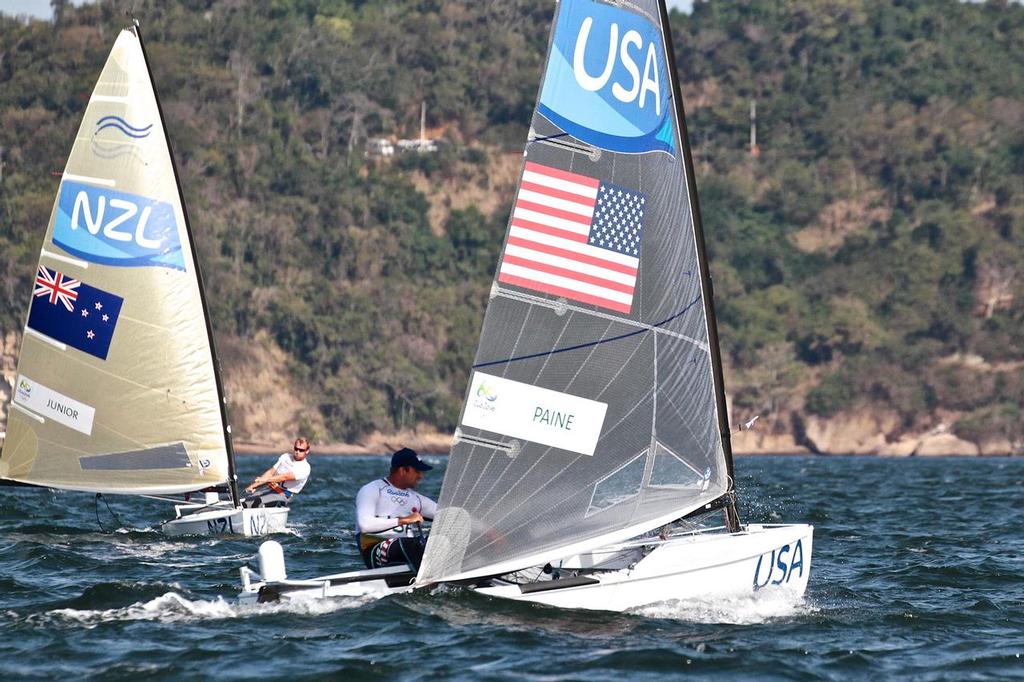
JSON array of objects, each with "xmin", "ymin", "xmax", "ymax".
[
  {"xmin": 419, "ymin": 0, "xmax": 736, "ymax": 583},
  {"xmin": 0, "ymin": 25, "xmax": 235, "ymax": 497}
]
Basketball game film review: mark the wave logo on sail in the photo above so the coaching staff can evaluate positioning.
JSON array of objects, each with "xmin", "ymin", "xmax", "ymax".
[
  {"xmin": 52, "ymin": 180, "xmax": 186, "ymax": 271},
  {"xmin": 538, "ymin": 0, "xmax": 675, "ymax": 156},
  {"xmin": 95, "ymin": 115, "xmax": 153, "ymax": 139}
]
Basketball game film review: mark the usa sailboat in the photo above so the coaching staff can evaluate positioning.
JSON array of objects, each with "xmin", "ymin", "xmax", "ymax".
[
  {"xmin": 239, "ymin": 0, "xmax": 811, "ymax": 609},
  {"xmin": 0, "ymin": 21, "xmax": 286, "ymax": 537}
]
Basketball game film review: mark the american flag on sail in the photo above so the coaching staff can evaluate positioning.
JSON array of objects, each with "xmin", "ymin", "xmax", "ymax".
[{"xmin": 498, "ymin": 161, "xmax": 645, "ymax": 314}]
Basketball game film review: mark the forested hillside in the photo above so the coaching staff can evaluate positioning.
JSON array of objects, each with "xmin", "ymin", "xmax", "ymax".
[{"xmin": 1, "ymin": 0, "xmax": 1021, "ymax": 454}]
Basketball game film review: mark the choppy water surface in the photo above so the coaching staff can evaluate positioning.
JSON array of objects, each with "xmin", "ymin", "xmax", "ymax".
[{"xmin": 1, "ymin": 455, "xmax": 1022, "ymax": 680}]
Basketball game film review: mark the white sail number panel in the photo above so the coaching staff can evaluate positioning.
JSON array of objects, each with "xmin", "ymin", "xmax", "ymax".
[
  {"xmin": 14, "ymin": 374, "xmax": 96, "ymax": 435},
  {"xmin": 462, "ymin": 372, "xmax": 607, "ymax": 456}
]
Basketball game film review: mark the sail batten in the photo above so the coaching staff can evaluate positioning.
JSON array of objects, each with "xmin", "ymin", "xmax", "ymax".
[
  {"xmin": 0, "ymin": 26, "xmax": 233, "ymax": 496},
  {"xmin": 418, "ymin": 0, "xmax": 734, "ymax": 584}
]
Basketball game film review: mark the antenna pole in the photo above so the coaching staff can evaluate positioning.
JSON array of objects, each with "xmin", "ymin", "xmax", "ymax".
[{"xmin": 750, "ymin": 99, "xmax": 759, "ymax": 157}]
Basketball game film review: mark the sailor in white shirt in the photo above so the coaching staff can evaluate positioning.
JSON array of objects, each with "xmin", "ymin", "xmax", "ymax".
[
  {"xmin": 243, "ymin": 437, "xmax": 312, "ymax": 507},
  {"xmin": 355, "ymin": 447, "xmax": 437, "ymax": 570}
]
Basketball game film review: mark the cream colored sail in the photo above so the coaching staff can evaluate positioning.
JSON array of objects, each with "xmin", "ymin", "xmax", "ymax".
[{"xmin": 0, "ymin": 27, "xmax": 232, "ymax": 495}]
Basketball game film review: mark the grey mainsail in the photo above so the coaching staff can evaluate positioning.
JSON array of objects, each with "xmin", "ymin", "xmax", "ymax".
[
  {"xmin": 419, "ymin": 0, "xmax": 737, "ymax": 584},
  {"xmin": 0, "ymin": 25, "xmax": 236, "ymax": 497}
]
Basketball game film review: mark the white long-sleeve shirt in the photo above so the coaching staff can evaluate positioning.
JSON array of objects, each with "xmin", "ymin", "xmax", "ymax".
[{"xmin": 355, "ymin": 478, "xmax": 437, "ymax": 537}]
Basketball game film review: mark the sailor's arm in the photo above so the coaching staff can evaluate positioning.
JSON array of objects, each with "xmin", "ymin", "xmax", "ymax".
[
  {"xmin": 246, "ymin": 465, "xmax": 295, "ymax": 492},
  {"xmin": 418, "ymin": 495, "xmax": 438, "ymax": 520}
]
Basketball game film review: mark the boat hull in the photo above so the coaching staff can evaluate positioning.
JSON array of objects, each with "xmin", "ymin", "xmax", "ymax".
[
  {"xmin": 238, "ymin": 524, "xmax": 812, "ymax": 612},
  {"xmin": 475, "ymin": 523, "xmax": 812, "ymax": 611},
  {"xmin": 162, "ymin": 505, "xmax": 289, "ymax": 537}
]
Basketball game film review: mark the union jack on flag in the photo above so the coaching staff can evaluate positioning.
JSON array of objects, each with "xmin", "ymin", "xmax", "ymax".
[{"xmin": 34, "ymin": 265, "xmax": 80, "ymax": 312}]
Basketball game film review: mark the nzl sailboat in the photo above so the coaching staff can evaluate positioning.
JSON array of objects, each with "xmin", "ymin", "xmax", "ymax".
[
  {"xmin": 0, "ymin": 22, "xmax": 286, "ymax": 537},
  {"xmin": 239, "ymin": 0, "xmax": 812, "ymax": 609}
]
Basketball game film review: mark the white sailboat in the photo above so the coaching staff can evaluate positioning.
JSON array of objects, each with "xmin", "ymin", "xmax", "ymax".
[
  {"xmin": 239, "ymin": 0, "xmax": 812, "ymax": 609},
  {"xmin": 0, "ymin": 21, "xmax": 286, "ymax": 537}
]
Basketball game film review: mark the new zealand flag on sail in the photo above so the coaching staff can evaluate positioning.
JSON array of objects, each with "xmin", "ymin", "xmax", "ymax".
[{"xmin": 27, "ymin": 265, "xmax": 124, "ymax": 360}]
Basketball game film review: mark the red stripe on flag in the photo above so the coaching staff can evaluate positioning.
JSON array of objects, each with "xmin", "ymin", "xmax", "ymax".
[
  {"xmin": 501, "ymin": 254, "xmax": 635, "ymax": 294},
  {"xmin": 506, "ymin": 235, "xmax": 638, "ymax": 275},
  {"xmin": 497, "ymin": 273, "xmax": 633, "ymax": 314},
  {"xmin": 524, "ymin": 161, "xmax": 601, "ymax": 188},
  {"xmin": 515, "ymin": 198, "xmax": 593, "ymax": 227},
  {"xmin": 519, "ymin": 180, "xmax": 597, "ymax": 207},
  {"xmin": 509, "ymin": 219, "xmax": 588, "ymax": 244}
]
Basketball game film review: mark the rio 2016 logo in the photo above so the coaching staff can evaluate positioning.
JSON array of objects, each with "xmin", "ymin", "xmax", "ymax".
[
  {"xmin": 472, "ymin": 381, "xmax": 499, "ymax": 413},
  {"xmin": 16, "ymin": 379, "xmax": 32, "ymax": 402}
]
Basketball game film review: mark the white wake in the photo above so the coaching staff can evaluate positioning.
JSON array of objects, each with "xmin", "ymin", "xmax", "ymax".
[
  {"xmin": 41, "ymin": 590, "xmax": 373, "ymax": 626},
  {"xmin": 632, "ymin": 588, "xmax": 815, "ymax": 624}
]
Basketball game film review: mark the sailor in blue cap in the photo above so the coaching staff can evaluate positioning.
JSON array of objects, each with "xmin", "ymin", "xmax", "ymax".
[{"xmin": 354, "ymin": 447, "xmax": 437, "ymax": 570}]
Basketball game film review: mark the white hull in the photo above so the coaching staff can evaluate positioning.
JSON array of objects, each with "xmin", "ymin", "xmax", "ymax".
[
  {"xmin": 162, "ymin": 504, "xmax": 289, "ymax": 537},
  {"xmin": 477, "ymin": 523, "xmax": 812, "ymax": 611},
  {"xmin": 238, "ymin": 524, "xmax": 812, "ymax": 612}
]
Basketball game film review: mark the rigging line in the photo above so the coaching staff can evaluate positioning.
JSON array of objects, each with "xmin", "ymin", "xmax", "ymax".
[
  {"xmin": 473, "ymin": 295, "xmax": 702, "ymax": 369},
  {"xmin": 94, "ymin": 492, "xmax": 125, "ymax": 532},
  {"xmin": 527, "ymin": 132, "xmax": 570, "ymax": 145},
  {"xmin": 495, "ymin": 285, "xmax": 701, "ymax": 348}
]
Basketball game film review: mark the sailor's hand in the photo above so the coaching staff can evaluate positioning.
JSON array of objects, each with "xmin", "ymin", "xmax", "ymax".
[{"xmin": 400, "ymin": 511, "xmax": 424, "ymax": 525}]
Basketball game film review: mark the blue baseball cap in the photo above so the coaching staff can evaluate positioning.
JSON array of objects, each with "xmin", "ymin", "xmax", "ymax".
[{"xmin": 391, "ymin": 447, "xmax": 432, "ymax": 471}]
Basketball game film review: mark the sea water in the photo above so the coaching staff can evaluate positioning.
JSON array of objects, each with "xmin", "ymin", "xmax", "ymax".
[{"xmin": 1, "ymin": 455, "xmax": 1021, "ymax": 680}]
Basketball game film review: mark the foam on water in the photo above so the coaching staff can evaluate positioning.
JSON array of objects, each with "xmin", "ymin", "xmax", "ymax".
[
  {"xmin": 41, "ymin": 590, "xmax": 375, "ymax": 626},
  {"xmin": 632, "ymin": 588, "xmax": 815, "ymax": 624}
]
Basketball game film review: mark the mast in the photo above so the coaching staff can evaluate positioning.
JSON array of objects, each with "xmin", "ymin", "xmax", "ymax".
[
  {"xmin": 657, "ymin": 0, "xmax": 741, "ymax": 531},
  {"xmin": 132, "ymin": 20, "xmax": 240, "ymax": 507}
]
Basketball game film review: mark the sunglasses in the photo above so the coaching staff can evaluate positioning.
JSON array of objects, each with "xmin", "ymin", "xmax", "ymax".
[{"xmin": 294, "ymin": 447, "xmax": 309, "ymax": 453}]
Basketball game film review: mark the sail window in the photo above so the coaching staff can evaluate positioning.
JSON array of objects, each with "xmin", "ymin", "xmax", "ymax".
[
  {"xmin": 647, "ymin": 441, "xmax": 709, "ymax": 491},
  {"xmin": 79, "ymin": 442, "xmax": 191, "ymax": 470},
  {"xmin": 585, "ymin": 450, "xmax": 647, "ymax": 517}
]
